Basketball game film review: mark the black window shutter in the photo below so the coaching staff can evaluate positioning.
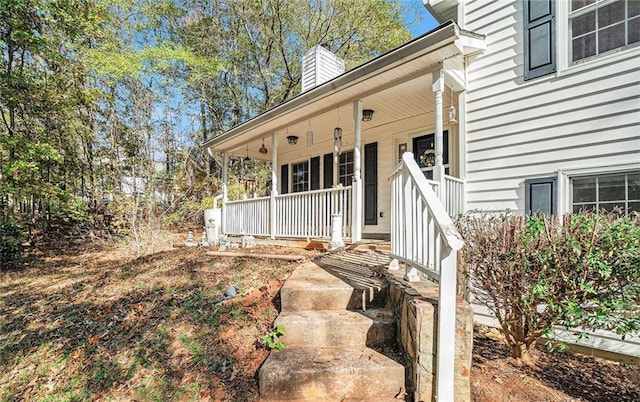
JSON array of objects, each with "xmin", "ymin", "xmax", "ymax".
[
  {"xmin": 310, "ymin": 156, "xmax": 320, "ymax": 190},
  {"xmin": 323, "ymin": 153, "xmax": 333, "ymax": 189},
  {"xmin": 280, "ymin": 164, "xmax": 289, "ymax": 194},
  {"xmin": 524, "ymin": 0, "xmax": 556, "ymax": 80},
  {"xmin": 364, "ymin": 142, "xmax": 378, "ymax": 225},
  {"xmin": 525, "ymin": 176, "xmax": 557, "ymax": 216}
]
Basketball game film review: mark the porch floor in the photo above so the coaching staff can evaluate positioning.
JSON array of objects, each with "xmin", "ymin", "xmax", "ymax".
[{"xmin": 225, "ymin": 236, "xmax": 391, "ymax": 252}]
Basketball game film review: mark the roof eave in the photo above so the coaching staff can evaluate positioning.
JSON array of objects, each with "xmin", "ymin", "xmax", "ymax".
[{"xmin": 202, "ymin": 21, "xmax": 483, "ymax": 151}]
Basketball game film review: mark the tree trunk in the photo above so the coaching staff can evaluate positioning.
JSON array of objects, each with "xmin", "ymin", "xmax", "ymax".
[{"xmin": 511, "ymin": 342, "xmax": 537, "ymax": 366}]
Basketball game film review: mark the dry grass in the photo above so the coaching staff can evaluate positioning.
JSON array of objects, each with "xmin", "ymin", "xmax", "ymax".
[
  {"xmin": 1, "ymin": 234, "xmax": 638, "ymax": 401},
  {"xmin": 0, "ymin": 235, "xmax": 317, "ymax": 401}
]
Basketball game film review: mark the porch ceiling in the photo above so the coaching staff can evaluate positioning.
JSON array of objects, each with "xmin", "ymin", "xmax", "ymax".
[{"xmin": 204, "ymin": 22, "xmax": 484, "ymax": 161}]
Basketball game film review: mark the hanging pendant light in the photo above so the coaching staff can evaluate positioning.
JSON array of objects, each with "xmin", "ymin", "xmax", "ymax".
[
  {"xmin": 259, "ymin": 139, "xmax": 268, "ymax": 154},
  {"xmin": 244, "ymin": 145, "xmax": 251, "ymax": 162},
  {"xmin": 448, "ymin": 87, "xmax": 457, "ymax": 124}
]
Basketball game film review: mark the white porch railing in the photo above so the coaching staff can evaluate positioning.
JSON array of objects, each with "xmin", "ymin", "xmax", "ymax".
[
  {"xmin": 222, "ymin": 186, "xmax": 352, "ymax": 239},
  {"xmin": 443, "ymin": 175, "xmax": 465, "ymax": 218},
  {"xmin": 275, "ymin": 187, "xmax": 351, "ymax": 238},
  {"xmin": 390, "ymin": 152, "xmax": 465, "ymax": 401},
  {"xmin": 225, "ymin": 196, "xmax": 271, "ymax": 236}
]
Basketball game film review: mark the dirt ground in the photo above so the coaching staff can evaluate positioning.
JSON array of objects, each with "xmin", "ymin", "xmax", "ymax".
[{"xmin": 1, "ymin": 234, "xmax": 638, "ymax": 401}]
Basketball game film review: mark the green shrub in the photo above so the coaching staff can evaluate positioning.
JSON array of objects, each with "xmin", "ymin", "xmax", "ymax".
[
  {"xmin": 458, "ymin": 211, "xmax": 640, "ymax": 364},
  {"xmin": 0, "ymin": 219, "xmax": 23, "ymax": 264}
]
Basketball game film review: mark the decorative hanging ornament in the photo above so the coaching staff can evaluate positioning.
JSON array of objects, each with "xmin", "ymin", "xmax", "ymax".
[{"xmin": 333, "ymin": 127, "xmax": 342, "ymax": 155}]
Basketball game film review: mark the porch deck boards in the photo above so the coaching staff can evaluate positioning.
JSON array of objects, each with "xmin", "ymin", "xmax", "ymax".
[{"xmin": 314, "ymin": 251, "xmax": 391, "ymax": 311}]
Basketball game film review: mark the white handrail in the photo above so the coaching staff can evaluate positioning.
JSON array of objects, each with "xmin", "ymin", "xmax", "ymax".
[{"xmin": 390, "ymin": 152, "xmax": 464, "ymax": 401}]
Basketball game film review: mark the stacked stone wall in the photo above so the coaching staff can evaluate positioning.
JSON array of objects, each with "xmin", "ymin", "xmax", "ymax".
[{"xmin": 385, "ymin": 271, "xmax": 473, "ymax": 402}]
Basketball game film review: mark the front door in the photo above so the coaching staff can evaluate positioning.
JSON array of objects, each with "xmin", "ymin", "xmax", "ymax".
[{"xmin": 412, "ymin": 131, "xmax": 449, "ymax": 180}]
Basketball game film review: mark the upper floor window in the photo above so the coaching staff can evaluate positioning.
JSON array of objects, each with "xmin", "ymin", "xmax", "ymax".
[{"xmin": 570, "ymin": 0, "xmax": 640, "ymax": 62}]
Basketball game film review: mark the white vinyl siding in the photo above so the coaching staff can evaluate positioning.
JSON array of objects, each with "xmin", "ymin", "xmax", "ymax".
[{"xmin": 464, "ymin": 0, "xmax": 640, "ymax": 213}]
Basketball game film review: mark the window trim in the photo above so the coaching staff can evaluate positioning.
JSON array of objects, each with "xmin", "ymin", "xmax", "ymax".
[
  {"xmin": 557, "ymin": 0, "xmax": 640, "ymax": 75},
  {"xmin": 338, "ymin": 149, "xmax": 355, "ymax": 187},
  {"xmin": 558, "ymin": 163, "xmax": 640, "ymax": 216},
  {"xmin": 291, "ymin": 160, "xmax": 310, "ymax": 193},
  {"xmin": 570, "ymin": 171, "xmax": 640, "ymax": 215}
]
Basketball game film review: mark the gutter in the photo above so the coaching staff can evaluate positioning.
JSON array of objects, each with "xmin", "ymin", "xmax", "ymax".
[{"xmin": 201, "ymin": 21, "xmax": 475, "ymax": 150}]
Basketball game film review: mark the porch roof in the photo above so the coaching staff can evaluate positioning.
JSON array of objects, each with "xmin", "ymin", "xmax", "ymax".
[{"xmin": 202, "ymin": 21, "xmax": 485, "ymax": 161}]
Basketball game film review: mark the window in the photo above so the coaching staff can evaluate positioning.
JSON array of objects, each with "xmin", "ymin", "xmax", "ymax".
[
  {"xmin": 572, "ymin": 172, "xmax": 640, "ymax": 215},
  {"xmin": 570, "ymin": 0, "xmax": 640, "ymax": 63},
  {"xmin": 291, "ymin": 161, "xmax": 309, "ymax": 193},
  {"xmin": 339, "ymin": 150, "xmax": 354, "ymax": 186}
]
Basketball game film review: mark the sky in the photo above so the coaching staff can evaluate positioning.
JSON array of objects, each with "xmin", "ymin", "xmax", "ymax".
[{"xmin": 401, "ymin": 0, "xmax": 440, "ymax": 38}]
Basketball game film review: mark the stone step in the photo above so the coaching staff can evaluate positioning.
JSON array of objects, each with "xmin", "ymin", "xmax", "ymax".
[
  {"xmin": 259, "ymin": 347, "xmax": 406, "ymax": 401},
  {"xmin": 263, "ymin": 398, "xmax": 403, "ymax": 402},
  {"xmin": 274, "ymin": 309, "xmax": 395, "ymax": 349},
  {"xmin": 280, "ymin": 262, "xmax": 386, "ymax": 311}
]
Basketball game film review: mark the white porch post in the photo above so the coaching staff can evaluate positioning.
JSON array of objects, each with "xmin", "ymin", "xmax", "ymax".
[
  {"xmin": 352, "ymin": 100, "xmax": 363, "ymax": 243},
  {"xmin": 436, "ymin": 245, "xmax": 457, "ymax": 401},
  {"xmin": 221, "ymin": 151, "xmax": 229, "ymax": 234},
  {"xmin": 432, "ymin": 69, "xmax": 446, "ymax": 202},
  {"xmin": 270, "ymin": 133, "xmax": 278, "ymax": 239}
]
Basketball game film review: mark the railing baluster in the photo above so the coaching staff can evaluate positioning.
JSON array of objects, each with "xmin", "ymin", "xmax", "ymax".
[{"xmin": 389, "ymin": 153, "xmax": 465, "ymax": 402}]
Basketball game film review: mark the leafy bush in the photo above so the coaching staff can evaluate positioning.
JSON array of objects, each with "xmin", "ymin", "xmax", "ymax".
[
  {"xmin": 458, "ymin": 212, "xmax": 640, "ymax": 365},
  {"xmin": 260, "ymin": 325, "xmax": 285, "ymax": 351},
  {"xmin": 0, "ymin": 219, "xmax": 23, "ymax": 265}
]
